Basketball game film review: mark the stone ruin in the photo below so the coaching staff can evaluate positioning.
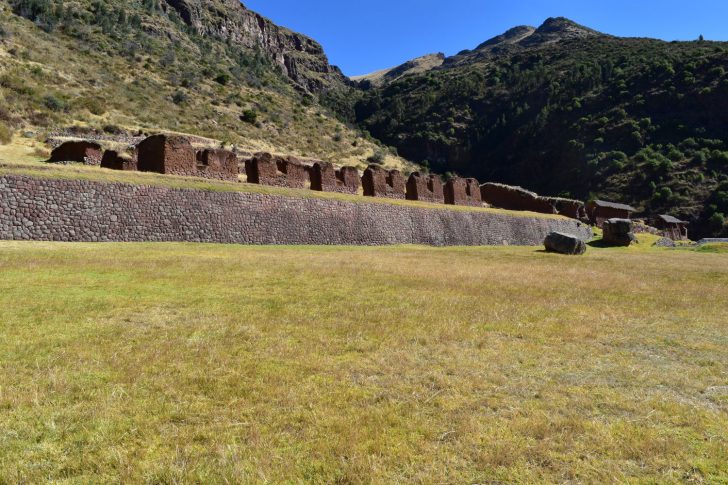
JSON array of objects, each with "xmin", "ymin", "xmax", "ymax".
[
  {"xmin": 101, "ymin": 150, "xmax": 137, "ymax": 171},
  {"xmin": 444, "ymin": 177, "xmax": 482, "ymax": 207},
  {"xmin": 245, "ymin": 152, "xmax": 308, "ymax": 189},
  {"xmin": 362, "ymin": 165, "xmax": 406, "ymax": 199},
  {"xmin": 311, "ymin": 161, "xmax": 360, "ymax": 194},
  {"xmin": 136, "ymin": 134, "xmax": 239, "ymax": 181},
  {"xmin": 137, "ymin": 134, "xmax": 197, "ymax": 177},
  {"xmin": 480, "ymin": 183, "xmax": 557, "ymax": 214},
  {"xmin": 544, "ymin": 197, "xmax": 587, "ymax": 221},
  {"xmin": 196, "ymin": 149, "xmax": 239, "ymax": 182},
  {"xmin": 406, "ymin": 172, "xmax": 444, "ymax": 204},
  {"xmin": 48, "ymin": 141, "xmax": 103, "ymax": 165},
  {"xmin": 45, "ymin": 135, "xmax": 648, "ymax": 232}
]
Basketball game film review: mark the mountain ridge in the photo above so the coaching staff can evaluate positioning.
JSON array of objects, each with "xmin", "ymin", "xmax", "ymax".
[
  {"xmin": 354, "ymin": 17, "xmax": 603, "ymax": 85},
  {"xmin": 351, "ymin": 19, "xmax": 728, "ymax": 237}
]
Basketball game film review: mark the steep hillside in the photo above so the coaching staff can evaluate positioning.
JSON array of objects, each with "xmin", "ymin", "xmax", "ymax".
[
  {"xmin": 0, "ymin": 0, "xmax": 409, "ymax": 169},
  {"xmin": 354, "ymin": 18, "xmax": 728, "ymax": 237}
]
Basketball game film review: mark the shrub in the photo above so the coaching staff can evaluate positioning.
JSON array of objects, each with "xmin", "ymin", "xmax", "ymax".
[
  {"xmin": 103, "ymin": 124, "xmax": 123, "ymax": 135},
  {"xmin": 240, "ymin": 109, "xmax": 257, "ymax": 124},
  {"xmin": 0, "ymin": 122, "xmax": 12, "ymax": 145},
  {"xmin": 708, "ymin": 212, "xmax": 726, "ymax": 233},
  {"xmin": 172, "ymin": 90, "xmax": 188, "ymax": 105},
  {"xmin": 367, "ymin": 149, "xmax": 386, "ymax": 165},
  {"xmin": 214, "ymin": 73, "xmax": 231, "ymax": 86},
  {"xmin": 42, "ymin": 94, "xmax": 65, "ymax": 112}
]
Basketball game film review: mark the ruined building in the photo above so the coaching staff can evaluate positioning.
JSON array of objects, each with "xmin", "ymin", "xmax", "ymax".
[
  {"xmin": 362, "ymin": 166, "xmax": 406, "ymax": 199},
  {"xmin": 406, "ymin": 172, "xmax": 444, "ymax": 204},
  {"xmin": 311, "ymin": 161, "xmax": 360, "ymax": 194},
  {"xmin": 444, "ymin": 177, "xmax": 482, "ymax": 207}
]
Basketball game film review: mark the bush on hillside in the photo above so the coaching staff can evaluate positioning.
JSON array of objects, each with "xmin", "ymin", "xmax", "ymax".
[
  {"xmin": 367, "ymin": 149, "xmax": 386, "ymax": 165},
  {"xmin": 42, "ymin": 94, "xmax": 65, "ymax": 112},
  {"xmin": 240, "ymin": 109, "xmax": 257, "ymax": 124}
]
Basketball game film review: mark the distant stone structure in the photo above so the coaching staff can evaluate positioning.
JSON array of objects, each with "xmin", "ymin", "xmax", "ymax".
[
  {"xmin": 654, "ymin": 214, "xmax": 689, "ymax": 241},
  {"xmin": 362, "ymin": 166, "xmax": 406, "ymax": 199},
  {"xmin": 48, "ymin": 141, "xmax": 103, "ymax": 165},
  {"xmin": 101, "ymin": 150, "xmax": 137, "ymax": 171},
  {"xmin": 196, "ymin": 149, "xmax": 239, "ymax": 181},
  {"xmin": 586, "ymin": 200, "xmax": 635, "ymax": 228},
  {"xmin": 602, "ymin": 218, "xmax": 636, "ymax": 246},
  {"xmin": 544, "ymin": 197, "xmax": 587, "ymax": 220},
  {"xmin": 407, "ymin": 172, "xmax": 444, "ymax": 204},
  {"xmin": 245, "ymin": 152, "xmax": 308, "ymax": 188},
  {"xmin": 311, "ymin": 162, "xmax": 360, "ymax": 194},
  {"xmin": 480, "ymin": 183, "xmax": 556, "ymax": 214},
  {"xmin": 444, "ymin": 177, "xmax": 482, "ymax": 207},
  {"xmin": 137, "ymin": 134, "xmax": 197, "ymax": 177}
]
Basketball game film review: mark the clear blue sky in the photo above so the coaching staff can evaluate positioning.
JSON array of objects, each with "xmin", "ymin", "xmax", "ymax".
[{"xmin": 242, "ymin": 0, "xmax": 728, "ymax": 76}]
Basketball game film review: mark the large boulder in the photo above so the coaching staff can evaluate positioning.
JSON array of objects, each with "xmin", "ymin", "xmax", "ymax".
[
  {"xmin": 544, "ymin": 232, "xmax": 587, "ymax": 255},
  {"xmin": 603, "ymin": 218, "xmax": 637, "ymax": 247}
]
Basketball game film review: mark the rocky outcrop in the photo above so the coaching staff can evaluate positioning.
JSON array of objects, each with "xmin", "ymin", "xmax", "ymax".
[{"xmin": 162, "ymin": 0, "xmax": 348, "ymax": 93}]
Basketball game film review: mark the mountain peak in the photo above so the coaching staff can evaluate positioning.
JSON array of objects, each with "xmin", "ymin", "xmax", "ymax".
[{"xmin": 525, "ymin": 17, "xmax": 601, "ymax": 44}]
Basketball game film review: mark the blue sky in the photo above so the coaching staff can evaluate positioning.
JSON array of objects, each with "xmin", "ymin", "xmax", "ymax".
[{"xmin": 242, "ymin": 0, "xmax": 728, "ymax": 76}]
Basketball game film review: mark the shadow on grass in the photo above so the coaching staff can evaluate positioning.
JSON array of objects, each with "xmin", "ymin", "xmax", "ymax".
[{"xmin": 587, "ymin": 238, "xmax": 615, "ymax": 248}]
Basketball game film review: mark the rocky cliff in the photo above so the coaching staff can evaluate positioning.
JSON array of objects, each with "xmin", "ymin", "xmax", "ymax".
[{"xmin": 162, "ymin": 0, "xmax": 348, "ymax": 93}]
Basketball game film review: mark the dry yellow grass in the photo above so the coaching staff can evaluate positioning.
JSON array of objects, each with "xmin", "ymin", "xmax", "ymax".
[{"xmin": 0, "ymin": 242, "xmax": 726, "ymax": 483}]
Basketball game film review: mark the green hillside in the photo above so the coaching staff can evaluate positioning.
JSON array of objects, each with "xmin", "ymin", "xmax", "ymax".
[{"xmin": 353, "ymin": 19, "xmax": 728, "ymax": 237}]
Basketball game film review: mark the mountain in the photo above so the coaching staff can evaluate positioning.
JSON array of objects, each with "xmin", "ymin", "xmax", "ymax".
[
  {"xmin": 161, "ymin": 0, "xmax": 348, "ymax": 93},
  {"xmin": 352, "ymin": 53, "xmax": 445, "ymax": 88},
  {"xmin": 352, "ymin": 18, "xmax": 728, "ymax": 237},
  {"xmin": 0, "ymin": 0, "xmax": 409, "ymax": 169}
]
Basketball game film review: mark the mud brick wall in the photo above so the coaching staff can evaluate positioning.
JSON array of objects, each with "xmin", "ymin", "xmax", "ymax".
[
  {"xmin": 0, "ymin": 175, "xmax": 592, "ymax": 246},
  {"xmin": 481, "ymin": 183, "xmax": 557, "ymax": 214},
  {"xmin": 246, "ymin": 153, "xmax": 308, "ymax": 189},
  {"xmin": 445, "ymin": 177, "xmax": 482, "ymax": 207},
  {"xmin": 137, "ymin": 135, "xmax": 197, "ymax": 177},
  {"xmin": 49, "ymin": 141, "xmax": 103, "ymax": 166},
  {"xmin": 406, "ymin": 173, "xmax": 444, "ymax": 204},
  {"xmin": 196, "ymin": 149, "xmax": 239, "ymax": 182},
  {"xmin": 362, "ymin": 166, "xmax": 406, "ymax": 199}
]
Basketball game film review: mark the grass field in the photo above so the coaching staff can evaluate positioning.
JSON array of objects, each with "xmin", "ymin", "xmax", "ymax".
[{"xmin": 1, "ymin": 242, "xmax": 727, "ymax": 483}]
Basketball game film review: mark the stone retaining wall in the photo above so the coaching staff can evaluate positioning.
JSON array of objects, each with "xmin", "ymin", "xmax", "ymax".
[{"xmin": 0, "ymin": 175, "xmax": 592, "ymax": 246}]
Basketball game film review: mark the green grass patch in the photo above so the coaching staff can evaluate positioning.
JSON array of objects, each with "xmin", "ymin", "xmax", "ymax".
[
  {"xmin": 696, "ymin": 242, "xmax": 728, "ymax": 253},
  {"xmin": 1, "ymin": 242, "xmax": 727, "ymax": 483}
]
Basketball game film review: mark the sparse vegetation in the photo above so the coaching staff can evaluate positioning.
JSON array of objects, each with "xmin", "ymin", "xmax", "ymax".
[
  {"xmin": 0, "ymin": 123, "xmax": 12, "ymax": 145},
  {"xmin": 1, "ymin": 241, "xmax": 727, "ymax": 482}
]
